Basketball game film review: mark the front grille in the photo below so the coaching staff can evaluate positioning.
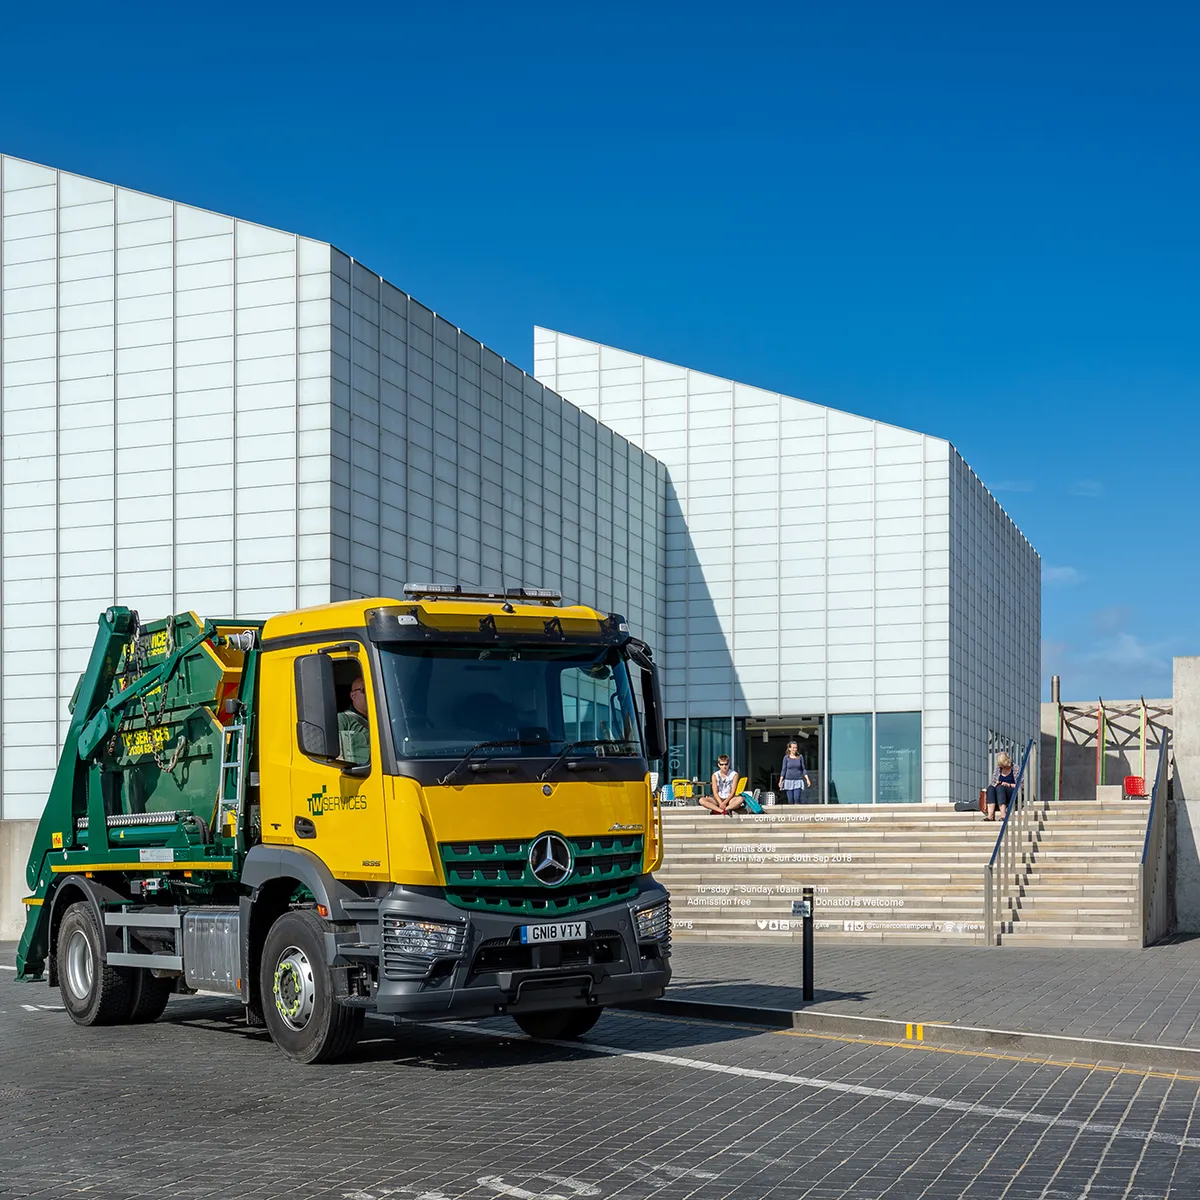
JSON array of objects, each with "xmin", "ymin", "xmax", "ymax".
[
  {"xmin": 470, "ymin": 931, "xmax": 623, "ymax": 979},
  {"xmin": 439, "ymin": 835, "xmax": 644, "ymax": 916}
]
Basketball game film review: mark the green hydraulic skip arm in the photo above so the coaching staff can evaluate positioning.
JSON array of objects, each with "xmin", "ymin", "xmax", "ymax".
[{"xmin": 15, "ymin": 607, "xmax": 243, "ymax": 980}]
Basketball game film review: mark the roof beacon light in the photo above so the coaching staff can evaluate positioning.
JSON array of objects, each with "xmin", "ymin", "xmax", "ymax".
[
  {"xmin": 402, "ymin": 583, "xmax": 562, "ymax": 605},
  {"xmin": 403, "ymin": 583, "xmax": 462, "ymax": 598},
  {"xmin": 505, "ymin": 587, "xmax": 562, "ymax": 604}
]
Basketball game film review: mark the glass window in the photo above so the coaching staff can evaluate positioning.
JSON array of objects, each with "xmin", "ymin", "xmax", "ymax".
[
  {"xmin": 829, "ymin": 713, "xmax": 873, "ymax": 805},
  {"xmin": 666, "ymin": 719, "xmax": 687, "ymax": 784},
  {"xmin": 560, "ymin": 661, "xmax": 635, "ymax": 745},
  {"xmin": 689, "ymin": 717, "xmax": 735, "ymax": 787},
  {"xmin": 876, "ymin": 712, "xmax": 922, "ymax": 804},
  {"xmin": 379, "ymin": 644, "xmax": 640, "ymax": 760}
]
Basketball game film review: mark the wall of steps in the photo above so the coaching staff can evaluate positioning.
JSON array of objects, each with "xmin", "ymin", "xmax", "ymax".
[
  {"xmin": 1001, "ymin": 800, "xmax": 1149, "ymax": 946},
  {"xmin": 659, "ymin": 804, "xmax": 1000, "ymax": 945}
]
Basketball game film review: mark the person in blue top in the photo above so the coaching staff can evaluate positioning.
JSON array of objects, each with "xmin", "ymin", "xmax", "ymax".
[{"xmin": 778, "ymin": 740, "xmax": 812, "ymax": 805}]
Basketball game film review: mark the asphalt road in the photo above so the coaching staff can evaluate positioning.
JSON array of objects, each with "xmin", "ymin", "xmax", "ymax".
[{"xmin": 2, "ymin": 964, "xmax": 1199, "ymax": 1199}]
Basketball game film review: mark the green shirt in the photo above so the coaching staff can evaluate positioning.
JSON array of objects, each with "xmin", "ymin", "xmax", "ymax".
[{"xmin": 337, "ymin": 710, "xmax": 370, "ymax": 765}]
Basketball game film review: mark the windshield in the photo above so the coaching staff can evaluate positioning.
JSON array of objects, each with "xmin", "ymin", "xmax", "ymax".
[{"xmin": 379, "ymin": 643, "xmax": 643, "ymax": 761}]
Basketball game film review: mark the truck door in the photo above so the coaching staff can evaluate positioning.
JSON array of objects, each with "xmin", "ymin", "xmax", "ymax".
[{"xmin": 288, "ymin": 642, "xmax": 390, "ymax": 883}]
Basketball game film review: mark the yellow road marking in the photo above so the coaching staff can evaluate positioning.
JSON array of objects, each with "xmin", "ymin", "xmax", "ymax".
[{"xmin": 609, "ymin": 1009, "xmax": 1200, "ymax": 1083}]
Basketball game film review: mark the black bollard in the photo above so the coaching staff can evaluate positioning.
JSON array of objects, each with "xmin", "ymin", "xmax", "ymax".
[{"xmin": 792, "ymin": 887, "xmax": 815, "ymax": 1002}]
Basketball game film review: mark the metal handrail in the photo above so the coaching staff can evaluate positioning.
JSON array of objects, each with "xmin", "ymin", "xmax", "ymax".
[
  {"xmin": 649, "ymin": 785, "xmax": 665, "ymax": 871},
  {"xmin": 984, "ymin": 737, "xmax": 1035, "ymax": 945},
  {"xmin": 1140, "ymin": 733, "xmax": 1170, "ymax": 863},
  {"xmin": 987, "ymin": 737, "xmax": 1034, "ymax": 868},
  {"xmin": 1138, "ymin": 730, "xmax": 1171, "ymax": 945}
]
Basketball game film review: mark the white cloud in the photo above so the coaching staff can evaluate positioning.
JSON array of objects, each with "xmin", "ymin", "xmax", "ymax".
[
  {"xmin": 1044, "ymin": 565, "xmax": 1083, "ymax": 586},
  {"xmin": 1082, "ymin": 632, "xmax": 1172, "ymax": 673},
  {"xmin": 1092, "ymin": 605, "xmax": 1133, "ymax": 633},
  {"xmin": 1042, "ymin": 615, "xmax": 1177, "ymax": 700}
]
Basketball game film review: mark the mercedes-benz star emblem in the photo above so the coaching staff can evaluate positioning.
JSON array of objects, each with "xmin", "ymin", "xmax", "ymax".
[{"xmin": 528, "ymin": 833, "xmax": 573, "ymax": 887}]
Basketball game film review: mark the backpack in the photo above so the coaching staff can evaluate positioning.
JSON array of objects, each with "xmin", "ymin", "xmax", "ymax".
[{"xmin": 742, "ymin": 791, "xmax": 763, "ymax": 814}]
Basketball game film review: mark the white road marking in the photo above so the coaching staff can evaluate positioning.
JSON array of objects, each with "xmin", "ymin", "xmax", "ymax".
[
  {"xmin": 344, "ymin": 1159, "xmax": 715, "ymax": 1200},
  {"xmin": 344, "ymin": 1190, "xmax": 453, "ymax": 1200},
  {"xmin": 20, "ymin": 1004, "xmax": 39, "ymax": 1012},
  {"xmin": 619, "ymin": 1160, "xmax": 717, "ymax": 1182},
  {"xmin": 0, "ymin": 965, "xmax": 17, "ymax": 972},
  {"xmin": 478, "ymin": 1174, "xmax": 599, "ymax": 1198},
  {"xmin": 445, "ymin": 1022, "xmax": 1200, "ymax": 1153}
]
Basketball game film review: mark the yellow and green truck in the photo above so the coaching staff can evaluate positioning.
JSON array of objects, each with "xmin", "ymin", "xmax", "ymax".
[{"xmin": 15, "ymin": 587, "xmax": 671, "ymax": 1062}]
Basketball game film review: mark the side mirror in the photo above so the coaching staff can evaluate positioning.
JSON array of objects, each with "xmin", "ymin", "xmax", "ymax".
[
  {"xmin": 638, "ymin": 661, "xmax": 667, "ymax": 762},
  {"xmin": 295, "ymin": 653, "xmax": 340, "ymax": 760}
]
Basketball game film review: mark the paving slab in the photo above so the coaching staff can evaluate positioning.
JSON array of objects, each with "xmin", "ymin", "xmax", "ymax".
[{"xmin": 4, "ymin": 960, "xmax": 1200, "ymax": 1198}]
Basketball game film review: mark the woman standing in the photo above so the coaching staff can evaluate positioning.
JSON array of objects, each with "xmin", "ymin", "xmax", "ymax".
[{"xmin": 778, "ymin": 740, "xmax": 812, "ymax": 805}]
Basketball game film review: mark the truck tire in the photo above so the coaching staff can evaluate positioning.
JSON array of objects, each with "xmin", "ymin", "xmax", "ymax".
[
  {"xmin": 127, "ymin": 971, "xmax": 173, "ymax": 1023},
  {"xmin": 57, "ymin": 902, "xmax": 134, "ymax": 1026},
  {"xmin": 260, "ymin": 910, "xmax": 362, "ymax": 1064},
  {"xmin": 513, "ymin": 1007, "xmax": 604, "ymax": 1040}
]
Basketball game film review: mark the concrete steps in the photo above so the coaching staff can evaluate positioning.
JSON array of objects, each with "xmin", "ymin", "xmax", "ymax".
[
  {"xmin": 659, "ymin": 804, "xmax": 997, "ymax": 945},
  {"xmin": 998, "ymin": 802, "xmax": 1146, "ymax": 947},
  {"xmin": 657, "ymin": 801, "xmax": 1150, "ymax": 949}
]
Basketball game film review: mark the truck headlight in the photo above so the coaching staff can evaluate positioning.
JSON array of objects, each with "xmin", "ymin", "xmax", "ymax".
[
  {"xmin": 634, "ymin": 899, "xmax": 671, "ymax": 943},
  {"xmin": 382, "ymin": 916, "xmax": 466, "ymax": 959}
]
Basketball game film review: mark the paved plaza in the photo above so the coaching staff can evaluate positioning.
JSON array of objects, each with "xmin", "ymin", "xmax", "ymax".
[
  {"xmin": 4, "ymin": 945, "xmax": 1200, "ymax": 1198},
  {"xmin": 665, "ymin": 937, "xmax": 1200, "ymax": 1048}
]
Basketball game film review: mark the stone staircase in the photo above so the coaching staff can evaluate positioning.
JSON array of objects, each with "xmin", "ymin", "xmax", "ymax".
[
  {"xmin": 657, "ymin": 800, "xmax": 1151, "ymax": 948},
  {"xmin": 658, "ymin": 804, "xmax": 999, "ymax": 945},
  {"xmin": 998, "ymin": 800, "xmax": 1148, "ymax": 946}
]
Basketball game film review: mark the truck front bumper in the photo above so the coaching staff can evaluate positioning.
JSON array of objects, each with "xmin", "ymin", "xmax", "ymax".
[{"xmin": 350, "ymin": 879, "xmax": 671, "ymax": 1021}]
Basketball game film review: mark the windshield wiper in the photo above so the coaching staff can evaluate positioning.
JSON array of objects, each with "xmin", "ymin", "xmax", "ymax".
[
  {"xmin": 536, "ymin": 739, "xmax": 615, "ymax": 783},
  {"xmin": 437, "ymin": 739, "xmax": 545, "ymax": 787}
]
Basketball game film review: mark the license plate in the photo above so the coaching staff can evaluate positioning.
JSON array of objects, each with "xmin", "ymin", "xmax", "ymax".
[{"xmin": 519, "ymin": 921, "xmax": 587, "ymax": 944}]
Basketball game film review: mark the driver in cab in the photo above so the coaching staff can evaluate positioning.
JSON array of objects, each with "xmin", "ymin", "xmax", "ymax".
[{"xmin": 338, "ymin": 672, "xmax": 370, "ymax": 765}]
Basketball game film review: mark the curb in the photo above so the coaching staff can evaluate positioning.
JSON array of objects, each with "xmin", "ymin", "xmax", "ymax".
[{"xmin": 622, "ymin": 998, "xmax": 1200, "ymax": 1073}]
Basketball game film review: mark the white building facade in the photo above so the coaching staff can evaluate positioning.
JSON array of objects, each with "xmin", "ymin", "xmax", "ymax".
[
  {"xmin": 0, "ymin": 153, "xmax": 1038, "ymax": 821},
  {"xmin": 0, "ymin": 155, "xmax": 665, "ymax": 821},
  {"xmin": 534, "ymin": 330, "xmax": 1040, "ymax": 804}
]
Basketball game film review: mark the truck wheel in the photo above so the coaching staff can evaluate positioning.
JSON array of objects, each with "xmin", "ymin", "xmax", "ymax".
[
  {"xmin": 513, "ymin": 1007, "xmax": 604, "ymax": 1040},
  {"xmin": 57, "ymin": 902, "xmax": 133, "ymax": 1026},
  {"xmin": 260, "ymin": 910, "xmax": 362, "ymax": 1064},
  {"xmin": 127, "ymin": 971, "xmax": 173, "ymax": 1023}
]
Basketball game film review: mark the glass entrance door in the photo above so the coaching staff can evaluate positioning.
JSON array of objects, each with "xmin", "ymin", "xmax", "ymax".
[{"xmin": 745, "ymin": 719, "xmax": 823, "ymax": 802}]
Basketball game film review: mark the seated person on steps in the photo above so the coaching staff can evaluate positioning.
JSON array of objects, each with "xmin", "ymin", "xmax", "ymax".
[
  {"xmin": 985, "ymin": 752, "xmax": 1017, "ymax": 821},
  {"xmin": 338, "ymin": 672, "xmax": 370, "ymax": 765},
  {"xmin": 700, "ymin": 755, "xmax": 744, "ymax": 816}
]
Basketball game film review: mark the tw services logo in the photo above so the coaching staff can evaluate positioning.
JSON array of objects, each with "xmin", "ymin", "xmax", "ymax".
[{"xmin": 305, "ymin": 785, "xmax": 368, "ymax": 816}]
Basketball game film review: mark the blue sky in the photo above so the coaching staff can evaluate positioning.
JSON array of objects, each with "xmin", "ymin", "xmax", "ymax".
[{"xmin": 2, "ymin": 2, "xmax": 1196, "ymax": 700}]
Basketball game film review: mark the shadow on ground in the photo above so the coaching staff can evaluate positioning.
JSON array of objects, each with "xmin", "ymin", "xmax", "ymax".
[
  {"xmin": 154, "ymin": 992, "xmax": 768, "ymax": 1066},
  {"xmin": 664, "ymin": 979, "xmax": 872, "ymax": 1008}
]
